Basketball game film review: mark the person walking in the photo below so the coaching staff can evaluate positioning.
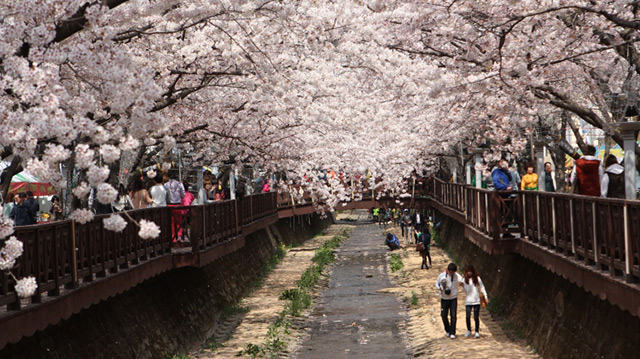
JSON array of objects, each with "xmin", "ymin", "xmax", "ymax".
[
  {"xmin": 418, "ymin": 224, "xmax": 432, "ymax": 269},
  {"xmin": 601, "ymin": 155, "xmax": 624, "ymax": 198},
  {"xmin": 401, "ymin": 209, "xmax": 412, "ymax": 244},
  {"xmin": 460, "ymin": 264, "xmax": 489, "ymax": 339},
  {"xmin": 412, "ymin": 209, "xmax": 424, "ymax": 231},
  {"xmin": 436, "ymin": 263, "xmax": 463, "ymax": 339}
]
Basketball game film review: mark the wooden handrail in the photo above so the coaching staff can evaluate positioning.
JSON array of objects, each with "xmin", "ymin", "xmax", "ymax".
[
  {"xmin": 1, "ymin": 192, "xmax": 278, "ymax": 311},
  {"xmin": 430, "ymin": 177, "xmax": 640, "ymax": 284}
]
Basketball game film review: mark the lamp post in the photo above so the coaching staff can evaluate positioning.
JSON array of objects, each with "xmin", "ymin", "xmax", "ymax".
[
  {"xmin": 469, "ymin": 148, "xmax": 484, "ymax": 188},
  {"xmin": 534, "ymin": 141, "xmax": 546, "ymax": 192}
]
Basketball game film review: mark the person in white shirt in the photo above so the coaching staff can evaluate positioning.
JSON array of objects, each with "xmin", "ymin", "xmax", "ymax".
[
  {"xmin": 460, "ymin": 264, "xmax": 489, "ymax": 338},
  {"xmin": 435, "ymin": 263, "xmax": 464, "ymax": 339},
  {"xmin": 149, "ymin": 175, "xmax": 167, "ymax": 207}
]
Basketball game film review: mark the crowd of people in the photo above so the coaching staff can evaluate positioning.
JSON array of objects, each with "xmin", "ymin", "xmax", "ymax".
[
  {"xmin": 475, "ymin": 145, "xmax": 626, "ymax": 199},
  {"xmin": 1, "ymin": 167, "xmax": 274, "ymax": 231}
]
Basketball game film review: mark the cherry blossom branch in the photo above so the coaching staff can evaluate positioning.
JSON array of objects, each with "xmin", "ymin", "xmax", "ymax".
[{"xmin": 54, "ymin": 0, "xmax": 130, "ymax": 43}]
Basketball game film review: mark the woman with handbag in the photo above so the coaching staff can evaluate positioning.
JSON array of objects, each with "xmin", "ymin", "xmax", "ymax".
[{"xmin": 460, "ymin": 264, "xmax": 489, "ymax": 338}]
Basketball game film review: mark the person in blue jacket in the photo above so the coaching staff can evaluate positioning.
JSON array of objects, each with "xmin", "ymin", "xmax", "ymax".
[
  {"xmin": 385, "ymin": 232, "xmax": 400, "ymax": 250},
  {"xmin": 491, "ymin": 158, "xmax": 513, "ymax": 191}
]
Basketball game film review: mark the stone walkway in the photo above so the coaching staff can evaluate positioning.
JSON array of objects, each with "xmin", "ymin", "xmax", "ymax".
[{"xmin": 382, "ymin": 222, "xmax": 540, "ymax": 359}]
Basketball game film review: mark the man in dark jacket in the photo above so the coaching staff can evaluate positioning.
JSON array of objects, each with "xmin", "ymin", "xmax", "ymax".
[
  {"xmin": 24, "ymin": 191, "xmax": 39, "ymax": 224},
  {"xmin": 10, "ymin": 193, "xmax": 33, "ymax": 226}
]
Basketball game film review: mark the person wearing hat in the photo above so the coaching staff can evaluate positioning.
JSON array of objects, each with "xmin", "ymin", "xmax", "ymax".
[{"xmin": 436, "ymin": 263, "xmax": 464, "ymax": 339}]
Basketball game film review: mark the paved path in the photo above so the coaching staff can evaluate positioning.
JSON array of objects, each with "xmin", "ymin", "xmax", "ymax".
[{"xmin": 291, "ymin": 224, "xmax": 411, "ymax": 359}]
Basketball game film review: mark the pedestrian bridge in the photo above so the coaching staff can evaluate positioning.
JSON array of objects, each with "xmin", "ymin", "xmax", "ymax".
[{"xmin": 1, "ymin": 179, "xmax": 639, "ymax": 350}]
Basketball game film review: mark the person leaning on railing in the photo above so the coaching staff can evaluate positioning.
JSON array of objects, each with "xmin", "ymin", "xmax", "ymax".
[
  {"xmin": 544, "ymin": 162, "xmax": 556, "ymax": 192},
  {"xmin": 570, "ymin": 145, "xmax": 603, "ymax": 196},
  {"xmin": 520, "ymin": 163, "xmax": 538, "ymax": 191},
  {"xmin": 491, "ymin": 158, "xmax": 516, "ymax": 238},
  {"xmin": 491, "ymin": 158, "xmax": 513, "ymax": 192},
  {"xmin": 601, "ymin": 155, "xmax": 624, "ymax": 199}
]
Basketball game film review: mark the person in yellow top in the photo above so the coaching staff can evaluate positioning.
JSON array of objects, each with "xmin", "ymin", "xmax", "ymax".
[{"xmin": 521, "ymin": 164, "xmax": 538, "ymax": 190}]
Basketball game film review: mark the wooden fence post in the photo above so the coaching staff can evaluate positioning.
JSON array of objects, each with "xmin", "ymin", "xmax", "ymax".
[
  {"xmin": 570, "ymin": 199, "xmax": 575, "ymax": 256},
  {"xmin": 536, "ymin": 195, "xmax": 541, "ymax": 242},
  {"xmin": 552, "ymin": 197, "xmax": 558, "ymax": 250},
  {"xmin": 235, "ymin": 199, "xmax": 240, "ymax": 236},
  {"xmin": 593, "ymin": 202, "xmax": 599, "ymax": 268},
  {"xmin": 484, "ymin": 192, "xmax": 489, "ymax": 234},
  {"xmin": 624, "ymin": 204, "xmax": 633, "ymax": 283}
]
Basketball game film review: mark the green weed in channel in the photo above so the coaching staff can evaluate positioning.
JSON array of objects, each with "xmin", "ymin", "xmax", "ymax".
[{"xmin": 389, "ymin": 253, "xmax": 404, "ymax": 272}]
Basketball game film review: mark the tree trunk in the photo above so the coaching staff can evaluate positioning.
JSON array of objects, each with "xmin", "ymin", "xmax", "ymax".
[{"xmin": 1, "ymin": 157, "xmax": 22, "ymax": 201}]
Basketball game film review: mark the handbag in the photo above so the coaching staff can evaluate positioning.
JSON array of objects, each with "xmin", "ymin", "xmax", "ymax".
[
  {"xmin": 476, "ymin": 283, "xmax": 488, "ymax": 308},
  {"xmin": 416, "ymin": 242, "xmax": 425, "ymax": 252}
]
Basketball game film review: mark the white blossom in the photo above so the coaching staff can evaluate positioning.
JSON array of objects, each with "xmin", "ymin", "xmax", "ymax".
[
  {"xmin": 103, "ymin": 214, "xmax": 127, "ymax": 232},
  {"xmin": 162, "ymin": 135, "xmax": 176, "ymax": 152},
  {"xmin": 119, "ymin": 135, "xmax": 140, "ymax": 151},
  {"xmin": 99, "ymin": 144, "xmax": 121, "ymax": 164},
  {"xmin": 73, "ymin": 182, "xmax": 91, "ymax": 198},
  {"xmin": 87, "ymin": 165, "xmax": 110, "ymax": 187},
  {"xmin": 0, "ymin": 216, "xmax": 15, "ymax": 240},
  {"xmin": 75, "ymin": 144, "xmax": 95, "ymax": 169},
  {"xmin": 2, "ymin": 236, "xmax": 23, "ymax": 259},
  {"xmin": 43, "ymin": 144, "xmax": 71, "ymax": 164},
  {"xmin": 138, "ymin": 219, "xmax": 160, "ymax": 239},
  {"xmin": 68, "ymin": 209, "xmax": 95, "ymax": 224},
  {"xmin": 96, "ymin": 183, "xmax": 118, "ymax": 204},
  {"xmin": 14, "ymin": 277, "xmax": 37, "ymax": 298}
]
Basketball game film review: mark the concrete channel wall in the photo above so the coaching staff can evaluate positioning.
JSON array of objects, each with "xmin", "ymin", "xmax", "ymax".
[
  {"xmin": 0, "ymin": 214, "xmax": 331, "ymax": 359},
  {"xmin": 435, "ymin": 212, "xmax": 640, "ymax": 359}
]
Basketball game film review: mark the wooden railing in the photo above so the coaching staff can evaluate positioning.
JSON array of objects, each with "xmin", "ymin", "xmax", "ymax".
[
  {"xmin": 0, "ymin": 193, "xmax": 277, "ymax": 312},
  {"xmin": 519, "ymin": 191, "xmax": 640, "ymax": 282},
  {"xmin": 430, "ymin": 178, "xmax": 640, "ymax": 284}
]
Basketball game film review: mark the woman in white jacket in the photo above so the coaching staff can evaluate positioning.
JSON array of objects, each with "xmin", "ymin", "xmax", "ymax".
[{"xmin": 460, "ymin": 264, "xmax": 489, "ymax": 338}]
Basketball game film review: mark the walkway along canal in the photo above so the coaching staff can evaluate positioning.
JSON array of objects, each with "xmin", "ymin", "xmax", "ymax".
[{"xmin": 291, "ymin": 221, "xmax": 411, "ymax": 359}]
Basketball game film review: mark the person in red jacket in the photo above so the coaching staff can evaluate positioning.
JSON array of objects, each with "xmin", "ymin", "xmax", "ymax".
[{"xmin": 570, "ymin": 145, "xmax": 603, "ymax": 196}]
